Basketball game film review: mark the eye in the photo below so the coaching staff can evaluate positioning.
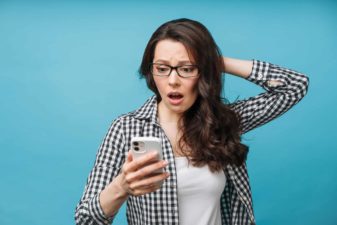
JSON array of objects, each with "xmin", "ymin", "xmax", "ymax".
[
  {"xmin": 155, "ymin": 65, "xmax": 170, "ymax": 72},
  {"xmin": 180, "ymin": 66, "xmax": 196, "ymax": 73}
]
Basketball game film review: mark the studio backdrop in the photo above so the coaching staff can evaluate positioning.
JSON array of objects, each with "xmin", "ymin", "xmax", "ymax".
[{"xmin": 1, "ymin": 1, "xmax": 336, "ymax": 225}]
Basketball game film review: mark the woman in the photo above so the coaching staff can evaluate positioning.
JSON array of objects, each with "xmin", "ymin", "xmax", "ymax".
[{"xmin": 75, "ymin": 18, "xmax": 309, "ymax": 225}]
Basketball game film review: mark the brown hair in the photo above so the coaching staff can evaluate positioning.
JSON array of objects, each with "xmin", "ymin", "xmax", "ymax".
[{"xmin": 139, "ymin": 18, "xmax": 248, "ymax": 172}]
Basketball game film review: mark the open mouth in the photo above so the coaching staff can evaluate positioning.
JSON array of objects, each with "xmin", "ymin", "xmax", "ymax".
[
  {"xmin": 167, "ymin": 92, "xmax": 184, "ymax": 105},
  {"xmin": 168, "ymin": 92, "xmax": 183, "ymax": 100}
]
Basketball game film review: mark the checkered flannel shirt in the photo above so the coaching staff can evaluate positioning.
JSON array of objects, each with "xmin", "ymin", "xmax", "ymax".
[{"xmin": 75, "ymin": 60, "xmax": 309, "ymax": 225}]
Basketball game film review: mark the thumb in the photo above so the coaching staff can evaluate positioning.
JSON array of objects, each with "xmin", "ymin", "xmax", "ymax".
[{"xmin": 126, "ymin": 150, "xmax": 133, "ymax": 163}]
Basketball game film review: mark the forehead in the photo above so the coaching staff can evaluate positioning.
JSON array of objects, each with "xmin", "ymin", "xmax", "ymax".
[{"xmin": 153, "ymin": 39, "xmax": 194, "ymax": 63}]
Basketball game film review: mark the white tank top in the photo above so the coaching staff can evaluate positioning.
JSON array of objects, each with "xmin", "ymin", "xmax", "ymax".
[{"xmin": 175, "ymin": 157, "xmax": 226, "ymax": 225}]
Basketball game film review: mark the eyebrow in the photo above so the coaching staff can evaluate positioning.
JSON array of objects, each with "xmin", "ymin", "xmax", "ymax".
[{"xmin": 153, "ymin": 59, "xmax": 194, "ymax": 65}]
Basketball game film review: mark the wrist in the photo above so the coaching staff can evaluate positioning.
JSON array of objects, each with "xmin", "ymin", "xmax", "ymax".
[
  {"xmin": 113, "ymin": 174, "xmax": 129, "ymax": 199},
  {"xmin": 222, "ymin": 56, "xmax": 228, "ymax": 73},
  {"xmin": 99, "ymin": 174, "xmax": 129, "ymax": 218},
  {"xmin": 221, "ymin": 56, "xmax": 253, "ymax": 78}
]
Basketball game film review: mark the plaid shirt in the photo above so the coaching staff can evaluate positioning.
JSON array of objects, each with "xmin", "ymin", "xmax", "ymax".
[{"xmin": 75, "ymin": 60, "xmax": 309, "ymax": 225}]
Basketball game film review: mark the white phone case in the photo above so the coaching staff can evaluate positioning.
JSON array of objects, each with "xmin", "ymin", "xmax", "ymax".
[
  {"xmin": 131, "ymin": 137, "xmax": 163, "ymax": 160},
  {"xmin": 131, "ymin": 137, "xmax": 163, "ymax": 173}
]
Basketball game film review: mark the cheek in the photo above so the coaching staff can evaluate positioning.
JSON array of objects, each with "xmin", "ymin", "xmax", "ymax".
[
  {"xmin": 189, "ymin": 80, "xmax": 199, "ymax": 96},
  {"xmin": 153, "ymin": 78, "xmax": 165, "ymax": 94}
]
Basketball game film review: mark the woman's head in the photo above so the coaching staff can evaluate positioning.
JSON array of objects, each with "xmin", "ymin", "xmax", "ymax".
[
  {"xmin": 139, "ymin": 18, "xmax": 248, "ymax": 171},
  {"xmin": 139, "ymin": 18, "xmax": 224, "ymax": 106},
  {"xmin": 151, "ymin": 39, "xmax": 199, "ymax": 117}
]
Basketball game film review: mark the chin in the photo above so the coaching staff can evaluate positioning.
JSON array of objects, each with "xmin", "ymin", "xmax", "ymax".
[{"xmin": 170, "ymin": 103, "xmax": 193, "ymax": 114}]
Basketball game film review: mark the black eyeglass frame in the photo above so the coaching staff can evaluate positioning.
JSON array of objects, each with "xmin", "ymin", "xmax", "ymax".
[{"xmin": 150, "ymin": 63, "xmax": 199, "ymax": 78}]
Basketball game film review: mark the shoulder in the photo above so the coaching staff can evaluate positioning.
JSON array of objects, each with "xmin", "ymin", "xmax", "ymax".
[
  {"xmin": 109, "ymin": 95, "xmax": 157, "ymax": 130},
  {"xmin": 109, "ymin": 110, "xmax": 140, "ymax": 129}
]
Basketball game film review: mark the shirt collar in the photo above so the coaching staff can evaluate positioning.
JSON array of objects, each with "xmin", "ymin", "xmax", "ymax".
[{"xmin": 132, "ymin": 95, "xmax": 159, "ymax": 123}]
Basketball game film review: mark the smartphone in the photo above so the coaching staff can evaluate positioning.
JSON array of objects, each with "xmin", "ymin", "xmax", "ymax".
[{"xmin": 131, "ymin": 136, "xmax": 163, "ymax": 173}]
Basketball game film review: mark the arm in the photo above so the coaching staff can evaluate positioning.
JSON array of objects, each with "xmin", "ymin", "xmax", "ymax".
[
  {"xmin": 99, "ymin": 151, "xmax": 169, "ymax": 219},
  {"xmin": 75, "ymin": 118, "xmax": 127, "ymax": 225},
  {"xmin": 224, "ymin": 57, "xmax": 309, "ymax": 134},
  {"xmin": 75, "ymin": 118, "xmax": 169, "ymax": 225},
  {"xmin": 223, "ymin": 57, "xmax": 253, "ymax": 79}
]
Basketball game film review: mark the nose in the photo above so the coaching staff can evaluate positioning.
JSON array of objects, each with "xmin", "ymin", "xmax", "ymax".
[{"xmin": 168, "ymin": 68, "xmax": 180, "ymax": 87}]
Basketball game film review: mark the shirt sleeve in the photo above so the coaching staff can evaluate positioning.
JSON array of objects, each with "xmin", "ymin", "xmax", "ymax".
[
  {"xmin": 75, "ymin": 117, "xmax": 127, "ymax": 225},
  {"xmin": 230, "ymin": 60, "xmax": 309, "ymax": 134}
]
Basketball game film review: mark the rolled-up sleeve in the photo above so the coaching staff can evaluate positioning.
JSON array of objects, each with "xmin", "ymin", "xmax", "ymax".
[
  {"xmin": 231, "ymin": 60, "xmax": 309, "ymax": 134},
  {"xmin": 75, "ymin": 117, "xmax": 126, "ymax": 225}
]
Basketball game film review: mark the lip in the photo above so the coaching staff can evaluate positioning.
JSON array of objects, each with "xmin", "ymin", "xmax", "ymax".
[{"xmin": 167, "ymin": 92, "xmax": 184, "ymax": 105}]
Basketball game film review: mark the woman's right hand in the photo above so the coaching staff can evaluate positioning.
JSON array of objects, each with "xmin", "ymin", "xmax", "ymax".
[
  {"xmin": 99, "ymin": 151, "xmax": 170, "ymax": 217},
  {"xmin": 119, "ymin": 150, "xmax": 170, "ymax": 196}
]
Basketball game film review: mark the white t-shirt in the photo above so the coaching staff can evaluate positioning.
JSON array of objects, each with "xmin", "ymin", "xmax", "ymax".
[{"xmin": 175, "ymin": 157, "xmax": 226, "ymax": 225}]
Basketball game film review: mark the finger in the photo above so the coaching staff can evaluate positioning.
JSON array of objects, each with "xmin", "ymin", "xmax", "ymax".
[
  {"xmin": 126, "ymin": 151, "xmax": 160, "ymax": 172},
  {"xmin": 129, "ymin": 172, "xmax": 170, "ymax": 190},
  {"xmin": 121, "ymin": 151, "xmax": 134, "ymax": 176},
  {"xmin": 126, "ymin": 160, "xmax": 168, "ymax": 183},
  {"xmin": 126, "ymin": 183, "xmax": 155, "ymax": 196}
]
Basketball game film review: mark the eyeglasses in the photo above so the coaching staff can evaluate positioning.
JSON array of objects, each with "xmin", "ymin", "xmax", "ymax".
[{"xmin": 150, "ymin": 63, "xmax": 199, "ymax": 78}]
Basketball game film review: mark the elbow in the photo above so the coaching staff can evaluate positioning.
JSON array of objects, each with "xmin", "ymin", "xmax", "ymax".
[
  {"xmin": 286, "ymin": 73, "xmax": 310, "ymax": 103},
  {"xmin": 74, "ymin": 204, "xmax": 90, "ymax": 225},
  {"xmin": 74, "ymin": 208, "xmax": 83, "ymax": 225},
  {"xmin": 293, "ymin": 73, "xmax": 309, "ymax": 99},
  {"xmin": 300, "ymin": 74, "xmax": 310, "ymax": 97}
]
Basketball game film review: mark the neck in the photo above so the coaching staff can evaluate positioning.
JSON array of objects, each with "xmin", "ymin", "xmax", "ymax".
[{"xmin": 157, "ymin": 101, "xmax": 182, "ymax": 124}]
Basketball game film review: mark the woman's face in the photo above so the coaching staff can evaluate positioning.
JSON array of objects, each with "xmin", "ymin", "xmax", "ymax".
[{"xmin": 153, "ymin": 39, "xmax": 199, "ymax": 118}]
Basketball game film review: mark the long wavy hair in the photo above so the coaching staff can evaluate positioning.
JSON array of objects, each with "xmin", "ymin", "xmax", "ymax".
[{"xmin": 139, "ymin": 18, "xmax": 248, "ymax": 172}]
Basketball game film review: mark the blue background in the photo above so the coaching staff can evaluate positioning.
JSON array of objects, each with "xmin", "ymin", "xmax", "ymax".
[{"xmin": 1, "ymin": 1, "xmax": 336, "ymax": 224}]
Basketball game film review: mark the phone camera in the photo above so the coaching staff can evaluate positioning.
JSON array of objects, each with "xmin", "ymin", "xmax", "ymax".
[
  {"xmin": 133, "ymin": 141, "xmax": 139, "ymax": 146},
  {"xmin": 134, "ymin": 146, "xmax": 139, "ymax": 151}
]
